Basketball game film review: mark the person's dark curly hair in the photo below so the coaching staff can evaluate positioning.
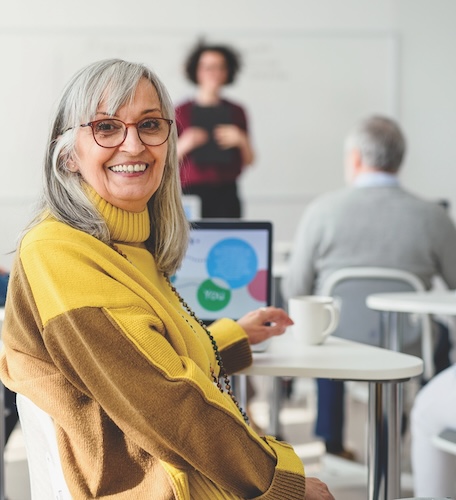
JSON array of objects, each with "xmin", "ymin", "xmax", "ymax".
[{"xmin": 184, "ymin": 43, "xmax": 241, "ymax": 85}]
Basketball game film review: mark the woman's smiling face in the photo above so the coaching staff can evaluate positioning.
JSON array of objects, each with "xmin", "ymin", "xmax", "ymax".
[{"xmin": 70, "ymin": 78, "xmax": 168, "ymax": 212}]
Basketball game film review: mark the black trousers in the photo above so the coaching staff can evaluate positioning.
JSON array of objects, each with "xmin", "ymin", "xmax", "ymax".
[{"xmin": 183, "ymin": 182, "xmax": 242, "ymax": 219}]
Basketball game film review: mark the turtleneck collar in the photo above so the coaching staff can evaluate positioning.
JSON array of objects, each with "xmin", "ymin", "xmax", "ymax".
[{"xmin": 85, "ymin": 185, "xmax": 151, "ymax": 243}]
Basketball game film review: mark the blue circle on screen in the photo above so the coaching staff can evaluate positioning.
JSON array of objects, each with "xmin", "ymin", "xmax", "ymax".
[{"xmin": 206, "ymin": 238, "xmax": 258, "ymax": 289}]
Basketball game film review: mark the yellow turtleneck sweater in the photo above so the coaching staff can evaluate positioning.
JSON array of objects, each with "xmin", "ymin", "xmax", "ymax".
[{"xmin": 0, "ymin": 193, "xmax": 306, "ymax": 499}]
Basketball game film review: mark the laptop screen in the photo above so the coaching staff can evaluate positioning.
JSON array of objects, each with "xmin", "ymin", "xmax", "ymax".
[{"xmin": 171, "ymin": 220, "xmax": 273, "ymax": 325}]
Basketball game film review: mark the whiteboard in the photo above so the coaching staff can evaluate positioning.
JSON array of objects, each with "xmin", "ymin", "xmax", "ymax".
[{"xmin": 0, "ymin": 29, "xmax": 398, "ymax": 202}]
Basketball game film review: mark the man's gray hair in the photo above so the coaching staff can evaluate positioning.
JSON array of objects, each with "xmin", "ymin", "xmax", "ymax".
[
  {"xmin": 27, "ymin": 59, "xmax": 189, "ymax": 275},
  {"xmin": 345, "ymin": 115, "xmax": 406, "ymax": 173}
]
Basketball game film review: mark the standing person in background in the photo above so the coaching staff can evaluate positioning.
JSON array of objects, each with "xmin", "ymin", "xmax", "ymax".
[{"xmin": 176, "ymin": 42, "xmax": 255, "ymax": 218}]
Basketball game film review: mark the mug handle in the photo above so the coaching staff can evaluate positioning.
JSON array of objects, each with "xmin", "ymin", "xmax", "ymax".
[{"xmin": 321, "ymin": 303, "xmax": 339, "ymax": 340}]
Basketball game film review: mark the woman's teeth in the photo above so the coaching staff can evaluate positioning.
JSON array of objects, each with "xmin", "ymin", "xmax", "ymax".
[{"xmin": 110, "ymin": 164, "xmax": 147, "ymax": 173}]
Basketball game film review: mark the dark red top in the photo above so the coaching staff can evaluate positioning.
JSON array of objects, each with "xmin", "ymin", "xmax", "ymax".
[{"xmin": 175, "ymin": 98, "xmax": 249, "ymax": 187}]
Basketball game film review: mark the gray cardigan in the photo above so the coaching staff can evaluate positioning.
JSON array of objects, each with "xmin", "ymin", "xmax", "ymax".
[{"xmin": 282, "ymin": 186, "xmax": 456, "ymax": 301}]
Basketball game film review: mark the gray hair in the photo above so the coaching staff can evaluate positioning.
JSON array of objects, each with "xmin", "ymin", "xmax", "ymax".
[
  {"xmin": 30, "ymin": 59, "xmax": 189, "ymax": 274},
  {"xmin": 344, "ymin": 115, "xmax": 406, "ymax": 173}
]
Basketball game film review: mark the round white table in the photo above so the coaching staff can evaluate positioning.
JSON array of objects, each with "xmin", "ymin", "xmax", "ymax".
[
  {"xmin": 367, "ymin": 290, "xmax": 456, "ymax": 316},
  {"xmin": 366, "ymin": 290, "xmax": 456, "ymax": 379},
  {"xmin": 241, "ymin": 332, "xmax": 423, "ymax": 500},
  {"xmin": 366, "ymin": 290, "xmax": 456, "ymax": 381},
  {"xmin": 367, "ymin": 290, "xmax": 456, "ymax": 499}
]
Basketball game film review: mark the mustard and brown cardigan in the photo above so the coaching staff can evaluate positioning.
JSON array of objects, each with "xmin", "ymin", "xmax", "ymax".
[{"xmin": 0, "ymin": 193, "xmax": 306, "ymax": 499}]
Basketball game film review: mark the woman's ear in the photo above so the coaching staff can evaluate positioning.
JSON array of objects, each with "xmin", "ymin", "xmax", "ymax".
[{"xmin": 66, "ymin": 157, "xmax": 79, "ymax": 172}]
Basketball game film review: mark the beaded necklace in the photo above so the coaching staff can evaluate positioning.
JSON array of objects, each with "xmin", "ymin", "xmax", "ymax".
[{"xmin": 111, "ymin": 243, "xmax": 249, "ymax": 424}]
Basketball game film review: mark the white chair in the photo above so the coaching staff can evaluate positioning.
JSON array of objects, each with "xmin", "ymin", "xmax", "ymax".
[
  {"xmin": 432, "ymin": 427, "xmax": 456, "ymax": 456},
  {"xmin": 16, "ymin": 393, "xmax": 71, "ymax": 500},
  {"xmin": 321, "ymin": 267, "xmax": 434, "ymax": 380}
]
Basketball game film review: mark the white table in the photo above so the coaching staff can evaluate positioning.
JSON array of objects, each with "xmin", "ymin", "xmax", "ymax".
[
  {"xmin": 367, "ymin": 290, "xmax": 456, "ymax": 316},
  {"xmin": 367, "ymin": 291, "xmax": 456, "ymax": 489},
  {"xmin": 240, "ymin": 332, "xmax": 423, "ymax": 500},
  {"xmin": 367, "ymin": 290, "xmax": 456, "ymax": 378}
]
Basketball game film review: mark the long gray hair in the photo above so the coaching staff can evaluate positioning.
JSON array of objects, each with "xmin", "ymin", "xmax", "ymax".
[{"xmin": 30, "ymin": 59, "xmax": 189, "ymax": 274}]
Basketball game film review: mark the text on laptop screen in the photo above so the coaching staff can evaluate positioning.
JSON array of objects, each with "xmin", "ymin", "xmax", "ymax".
[{"xmin": 171, "ymin": 221, "xmax": 272, "ymax": 324}]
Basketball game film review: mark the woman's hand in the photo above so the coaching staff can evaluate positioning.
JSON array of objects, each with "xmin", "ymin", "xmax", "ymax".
[
  {"xmin": 305, "ymin": 478, "xmax": 335, "ymax": 500},
  {"xmin": 213, "ymin": 124, "xmax": 246, "ymax": 149},
  {"xmin": 237, "ymin": 306, "xmax": 293, "ymax": 346},
  {"xmin": 213, "ymin": 124, "xmax": 255, "ymax": 166},
  {"xmin": 177, "ymin": 127, "xmax": 209, "ymax": 158}
]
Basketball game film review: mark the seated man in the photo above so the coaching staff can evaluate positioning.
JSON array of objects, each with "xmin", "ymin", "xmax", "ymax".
[
  {"xmin": 1, "ymin": 267, "xmax": 19, "ymax": 445},
  {"xmin": 281, "ymin": 115, "xmax": 456, "ymax": 458}
]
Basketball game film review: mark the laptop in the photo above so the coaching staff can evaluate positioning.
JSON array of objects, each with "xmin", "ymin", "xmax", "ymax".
[{"xmin": 171, "ymin": 220, "xmax": 273, "ymax": 352}]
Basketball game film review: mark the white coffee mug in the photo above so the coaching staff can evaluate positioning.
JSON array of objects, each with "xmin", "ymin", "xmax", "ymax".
[{"xmin": 288, "ymin": 295, "xmax": 339, "ymax": 345}]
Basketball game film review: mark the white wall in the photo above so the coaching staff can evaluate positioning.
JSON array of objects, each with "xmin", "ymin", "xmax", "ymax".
[{"xmin": 1, "ymin": 0, "xmax": 455, "ymax": 268}]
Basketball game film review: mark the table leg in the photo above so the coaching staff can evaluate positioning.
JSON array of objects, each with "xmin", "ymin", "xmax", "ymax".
[
  {"xmin": 381, "ymin": 311, "xmax": 401, "ymax": 351},
  {"xmin": 367, "ymin": 382, "xmax": 383, "ymax": 499},
  {"xmin": 367, "ymin": 381, "xmax": 402, "ymax": 500},
  {"xmin": 269, "ymin": 377, "xmax": 283, "ymax": 437},
  {"xmin": 385, "ymin": 382, "xmax": 401, "ymax": 499},
  {"xmin": 231, "ymin": 375, "xmax": 249, "ymax": 413}
]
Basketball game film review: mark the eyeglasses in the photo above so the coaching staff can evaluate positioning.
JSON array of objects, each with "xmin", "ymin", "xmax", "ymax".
[{"xmin": 78, "ymin": 117, "xmax": 173, "ymax": 148}]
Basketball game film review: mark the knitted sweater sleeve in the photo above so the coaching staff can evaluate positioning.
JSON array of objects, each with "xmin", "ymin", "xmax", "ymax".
[{"xmin": 1, "ymin": 231, "xmax": 306, "ymax": 499}]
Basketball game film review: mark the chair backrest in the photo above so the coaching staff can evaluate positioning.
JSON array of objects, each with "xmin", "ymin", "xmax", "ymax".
[
  {"xmin": 321, "ymin": 267, "xmax": 434, "ymax": 378},
  {"xmin": 432, "ymin": 427, "xmax": 456, "ymax": 456},
  {"xmin": 16, "ymin": 393, "xmax": 71, "ymax": 500}
]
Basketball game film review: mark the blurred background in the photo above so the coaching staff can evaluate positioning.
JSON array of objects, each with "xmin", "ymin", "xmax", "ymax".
[{"xmin": 1, "ymin": 0, "xmax": 455, "ymax": 267}]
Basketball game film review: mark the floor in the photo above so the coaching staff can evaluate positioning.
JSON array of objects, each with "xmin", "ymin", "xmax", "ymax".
[{"xmin": 3, "ymin": 377, "xmax": 418, "ymax": 500}]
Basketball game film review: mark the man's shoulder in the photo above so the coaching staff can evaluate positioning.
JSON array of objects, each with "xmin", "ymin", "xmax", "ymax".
[
  {"xmin": 305, "ymin": 185, "xmax": 450, "ymax": 217},
  {"xmin": 397, "ymin": 189, "xmax": 451, "ymax": 216},
  {"xmin": 306, "ymin": 188, "xmax": 355, "ymax": 212}
]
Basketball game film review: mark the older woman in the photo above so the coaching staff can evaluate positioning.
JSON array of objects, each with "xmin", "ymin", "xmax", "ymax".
[{"xmin": 0, "ymin": 59, "xmax": 333, "ymax": 499}]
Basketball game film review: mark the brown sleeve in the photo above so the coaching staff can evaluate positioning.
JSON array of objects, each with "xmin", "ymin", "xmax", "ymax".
[
  {"xmin": 41, "ymin": 307, "xmax": 279, "ymax": 497},
  {"xmin": 210, "ymin": 318, "xmax": 253, "ymax": 375}
]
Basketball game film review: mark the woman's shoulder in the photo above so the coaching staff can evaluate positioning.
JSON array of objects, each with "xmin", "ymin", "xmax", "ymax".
[
  {"xmin": 21, "ymin": 217, "xmax": 92, "ymax": 251},
  {"xmin": 174, "ymin": 98, "xmax": 194, "ymax": 112},
  {"xmin": 220, "ymin": 97, "xmax": 246, "ymax": 113}
]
